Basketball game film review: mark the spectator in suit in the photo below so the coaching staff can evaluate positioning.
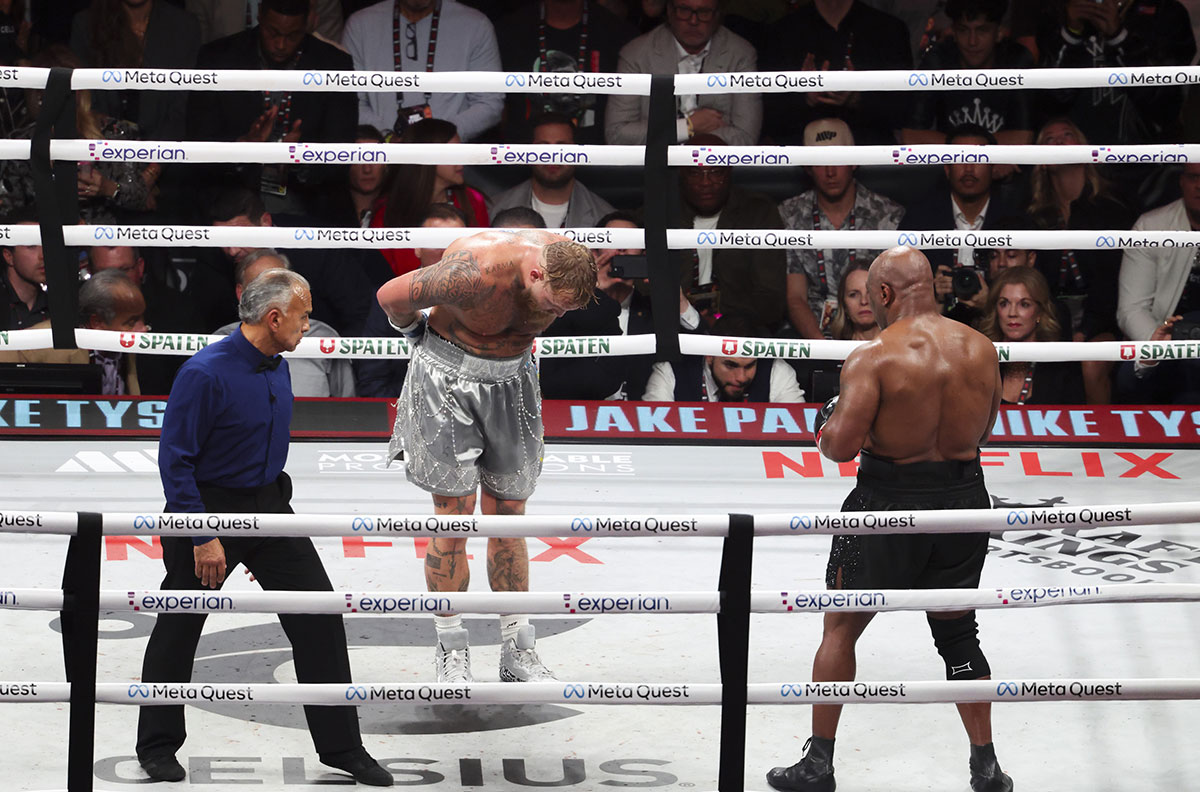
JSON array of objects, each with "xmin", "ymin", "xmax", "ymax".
[
  {"xmin": 342, "ymin": 0, "xmax": 502, "ymax": 140},
  {"xmin": 899, "ymin": 124, "xmax": 1012, "ymax": 312},
  {"xmin": 491, "ymin": 113, "xmax": 615, "ymax": 230},
  {"xmin": 214, "ymin": 249, "xmax": 355, "ymax": 397},
  {"xmin": 606, "ymin": 0, "xmax": 761, "ymax": 145},
  {"xmin": 187, "ymin": 0, "xmax": 358, "ymax": 219},
  {"xmin": 0, "ymin": 269, "xmax": 146, "ymax": 395},
  {"xmin": 0, "ymin": 210, "xmax": 45, "ymax": 331},
  {"xmin": 673, "ymin": 134, "xmax": 787, "ymax": 331},
  {"xmin": 1116, "ymin": 162, "xmax": 1200, "ymax": 404},
  {"xmin": 354, "ymin": 204, "xmax": 467, "ymax": 398},
  {"xmin": 643, "ymin": 314, "xmax": 805, "ymax": 402}
]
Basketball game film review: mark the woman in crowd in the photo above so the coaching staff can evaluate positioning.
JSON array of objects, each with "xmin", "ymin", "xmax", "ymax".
[
  {"xmin": 371, "ymin": 118, "xmax": 489, "ymax": 276},
  {"xmin": 0, "ymin": 45, "xmax": 160, "ymax": 222},
  {"xmin": 1028, "ymin": 116, "xmax": 1134, "ymax": 403},
  {"xmin": 977, "ymin": 267, "xmax": 1086, "ymax": 405},
  {"xmin": 829, "ymin": 265, "xmax": 879, "ymax": 342}
]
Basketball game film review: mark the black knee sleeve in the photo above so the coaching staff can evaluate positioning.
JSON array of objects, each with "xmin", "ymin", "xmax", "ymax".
[{"xmin": 927, "ymin": 612, "xmax": 991, "ymax": 680}]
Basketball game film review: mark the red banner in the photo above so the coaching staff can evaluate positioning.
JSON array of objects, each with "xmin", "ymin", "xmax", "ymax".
[
  {"xmin": 544, "ymin": 402, "xmax": 1200, "ymax": 446},
  {"xmin": 0, "ymin": 396, "xmax": 1196, "ymax": 445}
]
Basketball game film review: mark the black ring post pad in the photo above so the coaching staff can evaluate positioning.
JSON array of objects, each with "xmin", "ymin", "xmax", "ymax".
[{"xmin": 30, "ymin": 66, "xmax": 79, "ymax": 350}]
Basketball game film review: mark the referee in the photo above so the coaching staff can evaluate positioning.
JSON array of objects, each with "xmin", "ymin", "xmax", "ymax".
[{"xmin": 135, "ymin": 269, "xmax": 392, "ymax": 786}]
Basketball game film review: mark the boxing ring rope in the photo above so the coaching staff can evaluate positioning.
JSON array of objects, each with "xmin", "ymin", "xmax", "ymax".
[
  {"xmin": 6, "ymin": 679, "xmax": 1200, "ymax": 706},
  {"xmin": 4, "ymin": 61, "xmax": 1197, "ymax": 792},
  {"xmin": 7, "ymin": 582, "xmax": 1200, "ymax": 615},
  {"xmin": 4, "ymin": 327, "xmax": 1198, "ymax": 365},
  {"xmin": 0, "ymin": 221, "xmax": 1197, "ymax": 249}
]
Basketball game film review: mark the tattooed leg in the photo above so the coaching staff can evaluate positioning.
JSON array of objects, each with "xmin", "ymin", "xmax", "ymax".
[
  {"xmin": 427, "ymin": 494, "xmax": 476, "ymax": 597},
  {"xmin": 482, "ymin": 493, "xmax": 529, "ymax": 593}
]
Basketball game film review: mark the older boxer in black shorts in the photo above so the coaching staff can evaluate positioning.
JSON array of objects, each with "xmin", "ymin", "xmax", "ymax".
[{"xmin": 766, "ymin": 246, "xmax": 1013, "ymax": 792}]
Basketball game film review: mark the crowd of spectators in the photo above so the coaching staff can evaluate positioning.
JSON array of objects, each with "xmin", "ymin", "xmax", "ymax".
[{"xmin": 3, "ymin": 0, "xmax": 1200, "ymax": 406}]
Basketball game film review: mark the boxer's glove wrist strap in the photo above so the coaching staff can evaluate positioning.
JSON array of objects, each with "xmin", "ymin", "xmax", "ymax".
[{"xmin": 390, "ymin": 312, "xmax": 427, "ymax": 339}]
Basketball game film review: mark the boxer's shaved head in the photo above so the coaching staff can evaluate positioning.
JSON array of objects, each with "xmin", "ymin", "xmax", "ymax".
[{"xmin": 868, "ymin": 246, "xmax": 937, "ymax": 328}]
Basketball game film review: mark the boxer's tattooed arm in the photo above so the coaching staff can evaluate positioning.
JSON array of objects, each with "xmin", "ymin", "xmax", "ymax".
[{"xmin": 409, "ymin": 249, "xmax": 497, "ymax": 309}]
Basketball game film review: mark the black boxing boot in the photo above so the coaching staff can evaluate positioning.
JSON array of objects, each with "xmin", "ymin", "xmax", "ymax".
[
  {"xmin": 766, "ymin": 736, "xmax": 835, "ymax": 792},
  {"xmin": 969, "ymin": 743, "xmax": 1013, "ymax": 792}
]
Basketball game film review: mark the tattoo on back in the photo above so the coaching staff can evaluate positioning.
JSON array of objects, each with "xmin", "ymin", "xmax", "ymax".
[{"xmin": 410, "ymin": 249, "xmax": 497, "ymax": 309}]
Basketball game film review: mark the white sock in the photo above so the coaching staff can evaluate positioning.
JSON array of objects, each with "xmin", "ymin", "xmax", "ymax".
[
  {"xmin": 500, "ymin": 615, "xmax": 529, "ymax": 644},
  {"xmin": 434, "ymin": 614, "xmax": 463, "ymax": 638}
]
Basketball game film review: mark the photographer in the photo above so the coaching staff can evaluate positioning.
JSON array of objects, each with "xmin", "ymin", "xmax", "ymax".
[{"xmin": 899, "ymin": 123, "xmax": 1014, "ymax": 314}]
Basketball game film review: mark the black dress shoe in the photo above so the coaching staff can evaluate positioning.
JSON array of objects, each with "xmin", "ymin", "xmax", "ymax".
[
  {"xmin": 140, "ymin": 755, "xmax": 186, "ymax": 782},
  {"xmin": 320, "ymin": 747, "xmax": 393, "ymax": 786}
]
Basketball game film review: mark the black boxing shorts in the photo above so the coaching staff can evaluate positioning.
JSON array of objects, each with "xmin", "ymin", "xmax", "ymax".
[{"xmin": 825, "ymin": 450, "xmax": 990, "ymax": 591}]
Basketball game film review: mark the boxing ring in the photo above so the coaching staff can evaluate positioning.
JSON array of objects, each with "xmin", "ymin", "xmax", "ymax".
[{"xmin": 2, "ymin": 63, "xmax": 1200, "ymax": 791}]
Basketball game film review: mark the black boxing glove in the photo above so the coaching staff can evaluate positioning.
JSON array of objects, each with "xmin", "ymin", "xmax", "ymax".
[{"xmin": 814, "ymin": 395, "xmax": 839, "ymax": 445}]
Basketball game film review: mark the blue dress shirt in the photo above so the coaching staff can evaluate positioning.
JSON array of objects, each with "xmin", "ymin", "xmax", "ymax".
[{"xmin": 159, "ymin": 328, "xmax": 292, "ymax": 541}]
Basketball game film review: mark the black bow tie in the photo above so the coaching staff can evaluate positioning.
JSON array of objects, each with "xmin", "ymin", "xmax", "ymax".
[{"xmin": 256, "ymin": 356, "xmax": 282, "ymax": 373}]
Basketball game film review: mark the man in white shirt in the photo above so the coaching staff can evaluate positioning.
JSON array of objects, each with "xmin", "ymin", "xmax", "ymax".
[
  {"xmin": 490, "ymin": 113, "xmax": 615, "ymax": 230},
  {"xmin": 341, "ymin": 0, "xmax": 502, "ymax": 140},
  {"xmin": 643, "ymin": 315, "xmax": 805, "ymax": 402}
]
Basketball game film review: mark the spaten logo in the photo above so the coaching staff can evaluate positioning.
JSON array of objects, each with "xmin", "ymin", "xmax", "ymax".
[
  {"xmin": 721, "ymin": 338, "xmax": 739, "ymax": 355},
  {"xmin": 1120, "ymin": 344, "xmax": 1136, "ymax": 361},
  {"xmin": 120, "ymin": 333, "xmax": 136, "ymax": 349},
  {"xmin": 319, "ymin": 339, "xmax": 336, "ymax": 354}
]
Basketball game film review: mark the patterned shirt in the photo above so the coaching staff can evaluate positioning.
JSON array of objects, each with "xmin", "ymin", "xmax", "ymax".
[{"xmin": 779, "ymin": 183, "xmax": 904, "ymax": 327}]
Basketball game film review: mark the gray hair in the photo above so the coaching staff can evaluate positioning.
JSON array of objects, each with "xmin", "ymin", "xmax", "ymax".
[
  {"xmin": 238, "ymin": 268, "xmax": 310, "ymax": 324},
  {"xmin": 234, "ymin": 248, "xmax": 291, "ymax": 287},
  {"xmin": 78, "ymin": 269, "xmax": 138, "ymax": 326}
]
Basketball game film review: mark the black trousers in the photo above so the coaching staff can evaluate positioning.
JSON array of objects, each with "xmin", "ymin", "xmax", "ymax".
[{"xmin": 135, "ymin": 473, "xmax": 361, "ymax": 761}]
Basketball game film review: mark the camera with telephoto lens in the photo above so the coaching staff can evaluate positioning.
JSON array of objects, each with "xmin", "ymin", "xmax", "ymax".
[
  {"xmin": 952, "ymin": 267, "xmax": 983, "ymax": 300},
  {"xmin": 1171, "ymin": 320, "xmax": 1200, "ymax": 341}
]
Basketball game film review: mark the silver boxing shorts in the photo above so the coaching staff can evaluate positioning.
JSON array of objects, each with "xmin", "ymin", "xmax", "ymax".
[{"xmin": 389, "ymin": 327, "xmax": 543, "ymax": 500}]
